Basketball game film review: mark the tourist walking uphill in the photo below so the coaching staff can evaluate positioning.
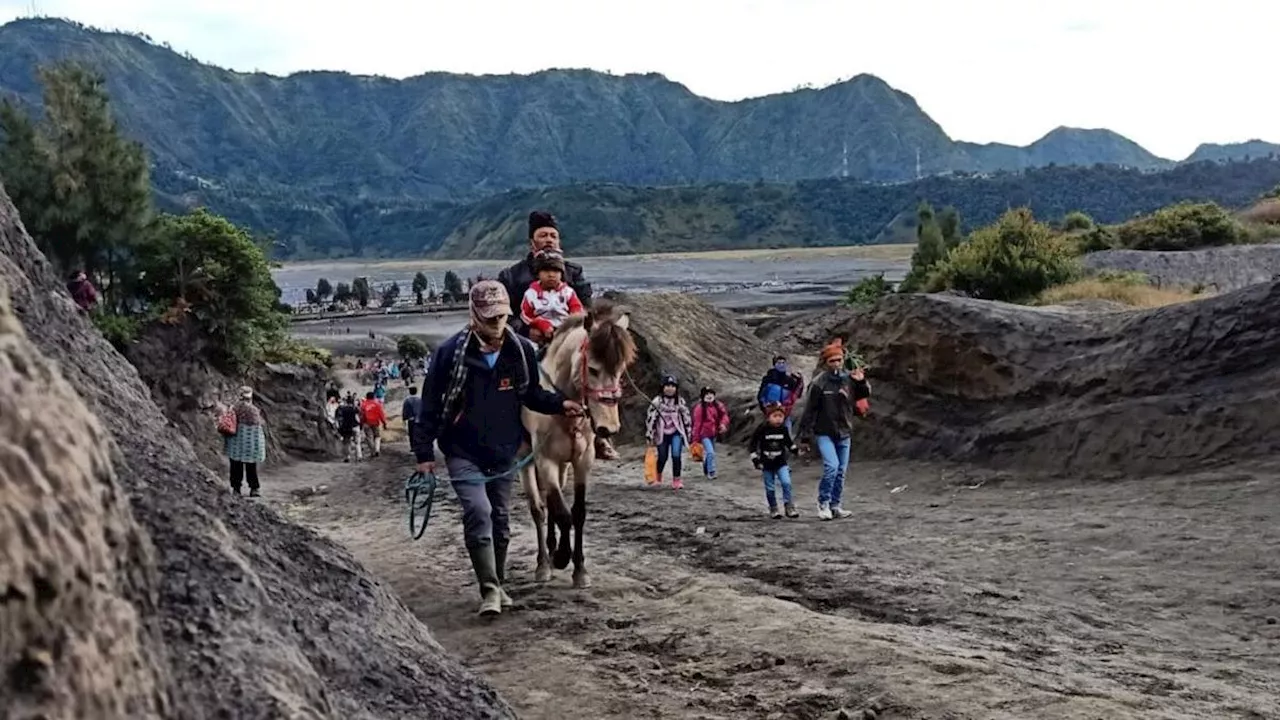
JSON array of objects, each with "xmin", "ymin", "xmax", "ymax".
[
  {"xmin": 750, "ymin": 403, "xmax": 802, "ymax": 519},
  {"xmin": 758, "ymin": 355, "xmax": 804, "ymax": 433},
  {"xmin": 796, "ymin": 339, "xmax": 871, "ymax": 521},
  {"xmin": 218, "ymin": 386, "xmax": 267, "ymax": 497},
  {"xmin": 336, "ymin": 394, "xmax": 362, "ymax": 462},
  {"xmin": 690, "ymin": 386, "xmax": 730, "ymax": 480},
  {"xmin": 645, "ymin": 375, "xmax": 693, "ymax": 490},
  {"xmin": 412, "ymin": 280, "xmax": 582, "ymax": 617}
]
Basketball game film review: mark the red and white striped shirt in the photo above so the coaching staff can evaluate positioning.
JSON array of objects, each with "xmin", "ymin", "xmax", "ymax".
[{"xmin": 521, "ymin": 281, "xmax": 583, "ymax": 337}]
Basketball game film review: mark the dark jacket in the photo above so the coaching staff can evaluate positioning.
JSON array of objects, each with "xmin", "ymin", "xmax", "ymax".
[
  {"xmin": 335, "ymin": 404, "xmax": 360, "ymax": 435},
  {"xmin": 413, "ymin": 330, "xmax": 564, "ymax": 471},
  {"xmin": 758, "ymin": 369, "xmax": 803, "ymax": 415},
  {"xmin": 497, "ymin": 253, "xmax": 592, "ymax": 334},
  {"xmin": 749, "ymin": 422, "xmax": 798, "ymax": 471},
  {"xmin": 401, "ymin": 395, "xmax": 422, "ymax": 425},
  {"xmin": 795, "ymin": 372, "xmax": 871, "ymax": 441}
]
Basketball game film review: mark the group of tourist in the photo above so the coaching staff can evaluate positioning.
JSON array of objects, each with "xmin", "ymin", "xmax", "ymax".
[{"xmin": 213, "ymin": 209, "xmax": 874, "ymax": 616}]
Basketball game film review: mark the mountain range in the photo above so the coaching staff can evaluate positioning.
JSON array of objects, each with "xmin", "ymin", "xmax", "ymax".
[{"xmin": 1, "ymin": 17, "xmax": 1278, "ymax": 258}]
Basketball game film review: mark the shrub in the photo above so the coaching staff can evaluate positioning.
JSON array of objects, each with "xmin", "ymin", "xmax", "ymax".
[
  {"xmin": 1115, "ymin": 202, "xmax": 1246, "ymax": 251},
  {"xmin": 92, "ymin": 311, "xmax": 141, "ymax": 352},
  {"xmin": 1061, "ymin": 210, "xmax": 1096, "ymax": 232},
  {"xmin": 1239, "ymin": 198, "xmax": 1280, "ymax": 226},
  {"xmin": 1075, "ymin": 225, "xmax": 1120, "ymax": 254},
  {"xmin": 396, "ymin": 335, "xmax": 430, "ymax": 360},
  {"xmin": 927, "ymin": 208, "xmax": 1081, "ymax": 303},
  {"xmin": 262, "ymin": 338, "xmax": 331, "ymax": 368},
  {"xmin": 843, "ymin": 274, "xmax": 892, "ymax": 306}
]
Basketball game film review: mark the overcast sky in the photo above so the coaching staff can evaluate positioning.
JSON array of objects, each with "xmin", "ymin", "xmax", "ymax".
[{"xmin": 1, "ymin": 0, "xmax": 1274, "ymax": 160}]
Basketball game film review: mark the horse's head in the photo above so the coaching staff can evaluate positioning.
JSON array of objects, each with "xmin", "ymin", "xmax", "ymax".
[{"xmin": 565, "ymin": 300, "xmax": 636, "ymax": 438}]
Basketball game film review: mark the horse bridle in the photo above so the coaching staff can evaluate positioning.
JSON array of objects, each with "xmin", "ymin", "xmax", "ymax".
[{"xmin": 539, "ymin": 340, "xmax": 624, "ymax": 436}]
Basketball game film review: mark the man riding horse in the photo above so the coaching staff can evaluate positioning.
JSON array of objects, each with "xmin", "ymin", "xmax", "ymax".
[{"xmin": 498, "ymin": 211, "xmax": 620, "ymax": 461}]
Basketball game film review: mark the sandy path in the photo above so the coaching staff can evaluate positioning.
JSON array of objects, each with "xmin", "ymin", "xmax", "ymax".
[{"xmin": 264, "ymin": 435, "xmax": 1280, "ymax": 720}]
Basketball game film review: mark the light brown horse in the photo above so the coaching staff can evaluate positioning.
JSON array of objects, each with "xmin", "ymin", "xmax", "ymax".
[{"xmin": 520, "ymin": 301, "xmax": 637, "ymax": 588}]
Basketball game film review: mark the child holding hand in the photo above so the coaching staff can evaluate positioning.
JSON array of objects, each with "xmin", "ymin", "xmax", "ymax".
[{"xmin": 750, "ymin": 403, "xmax": 801, "ymax": 519}]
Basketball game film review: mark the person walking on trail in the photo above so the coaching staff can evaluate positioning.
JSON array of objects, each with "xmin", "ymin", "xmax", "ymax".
[
  {"xmin": 401, "ymin": 385, "xmax": 422, "ymax": 453},
  {"xmin": 223, "ymin": 386, "xmax": 267, "ymax": 497},
  {"xmin": 336, "ymin": 395, "xmax": 362, "ymax": 462},
  {"xmin": 690, "ymin": 386, "xmax": 730, "ymax": 480},
  {"xmin": 66, "ymin": 270, "xmax": 100, "ymax": 312},
  {"xmin": 758, "ymin": 355, "xmax": 804, "ymax": 433},
  {"xmin": 520, "ymin": 249, "xmax": 584, "ymax": 349},
  {"xmin": 412, "ymin": 280, "xmax": 583, "ymax": 617},
  {"xmin": 796, "ymin": 339, "xmax": 871, "ymax": 521},
  {"xmin": 750, "ymin": 403, "xmax": 801, "ymax": 519},
  {"xmin": 645, "ymin": 375, "xmax": 693, "ymax": 490},
  {"xmin": 360, "ymin": 391, "xmax": 388, "ymax": 457}
]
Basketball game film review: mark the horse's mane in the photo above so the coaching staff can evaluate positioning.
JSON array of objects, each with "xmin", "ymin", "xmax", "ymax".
[{"xmin": 545, "ymin": 299, "xmax": 637, "ymax": 380}]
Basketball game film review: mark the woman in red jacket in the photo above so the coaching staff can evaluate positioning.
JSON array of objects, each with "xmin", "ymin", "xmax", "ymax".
[{"xmin": 691, "ymin": 386, "xmax": 730, "ymax": 480}]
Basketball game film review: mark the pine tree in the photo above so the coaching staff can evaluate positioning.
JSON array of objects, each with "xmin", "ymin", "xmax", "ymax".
[{"xmin": 412, "ymin": 271, "xmax": 429, "ymax": 305}]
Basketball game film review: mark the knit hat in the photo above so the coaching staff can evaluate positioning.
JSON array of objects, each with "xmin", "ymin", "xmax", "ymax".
[
  {"xmin": 661, "ymin": 374, "xmax": 678, "ymax": 388},
  {"xmin": 820, "ymin": 338, "xmax": 844, "ymax": 364},
  {"xmin": 528, "ymin": 210, "xmax": 558, "ymax": 239},
  {"xmin": 534, "ymin": 250, "xmax": 566, "ymax": 274},
  {"xmin": 469, "ymin": 279, "xmax": 511, "ymax": 319}
]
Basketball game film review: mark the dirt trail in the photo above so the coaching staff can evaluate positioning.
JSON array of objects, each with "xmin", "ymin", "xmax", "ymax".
[{"xmin": 260, "ymin": 423, "xmax": 1280, "ymax": 720}]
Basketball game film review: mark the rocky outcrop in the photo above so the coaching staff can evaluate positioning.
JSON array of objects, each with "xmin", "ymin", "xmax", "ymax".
[
  {"xmin": 610, "ymin": 292, "xmax": 774, "ymax": 444},
  {"xmin": 0, "ymin": 184, "xmax": 515, "ymax": 717},
  {"xmin": 804, "ymin": 288, "xmax": 1280, "ymax": 476},
  {"xmin": 1083, "ymin": 244, "xmax": 1280, "ymax": 293}
]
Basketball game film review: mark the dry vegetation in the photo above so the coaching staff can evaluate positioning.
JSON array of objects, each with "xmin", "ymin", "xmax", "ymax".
[{"xmin": 1037, "ymin": 278, "xmax": 1205, "ymax": 308}]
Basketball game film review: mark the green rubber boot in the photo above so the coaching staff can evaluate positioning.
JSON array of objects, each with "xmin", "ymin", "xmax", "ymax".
[
  {"xmin": 467, "ymin": 544, "xmax": 503, "ymax": 617},
  {"xmin": 493, "ymin": 539, "xmax": 514, "ymax": 609}
]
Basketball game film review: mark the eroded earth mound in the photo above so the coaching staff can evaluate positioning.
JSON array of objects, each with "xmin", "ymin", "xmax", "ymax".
[
  {"xmin": 791, "ymin": 288, "xmax": 1280, "ymax": 475},
  {"xmin": 0, "ymin": 185, "xmax": 514, "ymax": 718}
]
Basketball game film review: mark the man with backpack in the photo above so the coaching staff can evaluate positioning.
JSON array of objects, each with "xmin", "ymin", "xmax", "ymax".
[
  {"xmin": 412, "ymin": 280, "xmax": 582, "ymax": 617},
  {"xmin": 336, "ymin": 394, "xmax": 362, "ymax": 462},
  {"xmin": 360, "ymin": 391, "xmax": 388, "ymax": 457}
]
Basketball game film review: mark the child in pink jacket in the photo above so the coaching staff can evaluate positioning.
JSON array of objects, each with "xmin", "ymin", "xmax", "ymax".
[{"xmin": 691, "ymin": 386, "xmax": 730, "ymax": 479}]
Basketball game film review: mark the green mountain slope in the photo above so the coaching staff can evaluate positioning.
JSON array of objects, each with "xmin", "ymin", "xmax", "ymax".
[
  {"xmin": 1, "ymin": 17, "xmax": 1174, "ymax": 201},
  {"xmin": 1185, "ymin": 140, "xmax": 1280, "ymax": 164}
]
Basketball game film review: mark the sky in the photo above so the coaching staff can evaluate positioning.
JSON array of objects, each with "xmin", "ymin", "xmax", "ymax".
[{"xmin": 0, "ymin": 0, "xmax": 1275, "ymax": 160}]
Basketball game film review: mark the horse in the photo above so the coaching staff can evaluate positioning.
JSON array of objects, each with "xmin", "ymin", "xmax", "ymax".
[{"xmin": 520, "ymin": 300, "xmax": 637, "ymax": 589}]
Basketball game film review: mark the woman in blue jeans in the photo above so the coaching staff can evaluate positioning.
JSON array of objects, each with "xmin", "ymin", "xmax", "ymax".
[{"xmin": 796, "ymin": 339, "xmax": 870, "ymax": 521}]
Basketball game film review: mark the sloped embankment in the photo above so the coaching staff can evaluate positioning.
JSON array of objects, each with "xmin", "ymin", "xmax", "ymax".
[
  {"xmin": 610, "ymin": 291, "xmax": 774, "ymax": 444},
  {"xmin": 1084, "ymin": 244, "xmax": 1280, "ymax": 293},
  {"xmin": 0, "ymin": 186, "xmax": 514, "ymax": 718},
  {"xmin": 791, "ymin": 288, "xmax": 1280, "ymax": 476}
]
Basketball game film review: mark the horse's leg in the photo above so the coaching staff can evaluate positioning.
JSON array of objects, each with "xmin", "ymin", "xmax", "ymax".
[
  {"xmin": 570, "ymin": 457, "xmax": 592, "ymax": 589},
  {"xmin": 522, "ymin": 461, "xmax": 552, "ymax": 583},
  {"xmin": 549, "ymin": 463, "xmax": 573, "ymax": 570}
]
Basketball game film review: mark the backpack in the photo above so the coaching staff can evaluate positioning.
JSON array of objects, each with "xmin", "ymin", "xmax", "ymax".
[{"xmin": 216, "ymin": 409, "xmax": 238, "ymax": 437}]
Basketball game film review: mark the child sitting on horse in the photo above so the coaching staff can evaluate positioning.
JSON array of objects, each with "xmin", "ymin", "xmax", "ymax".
[
  {"xmin": 690, "ymin": 386, "xmax": 730, "ymax": 480},
  {"xmin": 750, "ymin": 402, "xmax": 801, "ymax": 519},
  {"xmin": 520, "ymin": 249, "xmax": 584, "ymax": 350}
]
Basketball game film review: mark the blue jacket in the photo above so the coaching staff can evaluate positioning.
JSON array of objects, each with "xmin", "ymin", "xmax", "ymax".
[
  {"xmin": 413, "ymin": 330, "xmax": 564, "ymax": 472},
  {"xmin": 758, "ymin": 369, "xmax": 802, "ymax": 411}
]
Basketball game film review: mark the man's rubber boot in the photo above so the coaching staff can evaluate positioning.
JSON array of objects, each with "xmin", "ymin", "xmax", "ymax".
[
  {"xmin": 493, "ymin": 539, "xmax": 514, "ymax": 609},
  {"xmin": 467, "ymin": 544, "xmax": 503, "ymax": 617}
]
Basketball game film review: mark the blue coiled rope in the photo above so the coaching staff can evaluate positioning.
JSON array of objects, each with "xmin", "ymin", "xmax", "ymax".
[{"xmin": 403, "ymin": 449, "xmax": 539, "ymax": 540}]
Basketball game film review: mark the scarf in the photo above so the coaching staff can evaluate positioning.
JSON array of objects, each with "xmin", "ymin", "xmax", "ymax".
[{"xmin": 440, "ymin": 326, "xmax": 528, "ymax": 425}]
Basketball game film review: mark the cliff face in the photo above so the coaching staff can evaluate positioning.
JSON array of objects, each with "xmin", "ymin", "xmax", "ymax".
[{"xmin": 0, "ymin": 183, "xmax": 515, "ymax": 717}]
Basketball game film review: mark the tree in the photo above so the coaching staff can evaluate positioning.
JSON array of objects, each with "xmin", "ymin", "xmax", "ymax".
[
  {"xmin": 1061, "ymin": 211, "xmax": 1095, "ymax": 232},
  {"xmin": 305, "ymin": 288, "xmax": 317, "ymax": 305},
  {"xmin": 442, "ymin": 271, "xmax": 464, "ymax": 302},
  {"xmin": 939, "ymin": 206, "xmax": 963, "ymax": 250},
  {"xmin": 412, "ymin": 271, "xmax": 429, "ymax": 305},
  {"xmin": 397, "ymin": 335, "xmax": 429, "ymax": 360},
  {"xmin": 0, "ymin": 61, "xmax": 152, "ymax": 311},
  {"xmin": 900, "ymin": 201, "xmax": 948, "ymax": 292},
  {"xmin": 380, "ymin": 281, "xmax": 401, "ymax": 308},
  {"xmin": 927, "ymin": 208, "xmax": 1081, "ymax": 303},
  {"xmin": 352, "ymin": 277, "xmax": 372, "ymax": 308},
  {"xmin": 843, "ymin": 274, "xmax": 892, "ymax": 306},
  {"xmin": 334, "ymin": 282, "xmax": 353, "ymax": 304},
  {"xmin": 315, "ymin": 277, "xmax": 333, "ymax": 302}
]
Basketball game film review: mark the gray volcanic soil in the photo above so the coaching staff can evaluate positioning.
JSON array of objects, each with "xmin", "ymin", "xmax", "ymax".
[{"xmin": 1084, "ymin": 244, "xmax": 1280, "ymax": 292}]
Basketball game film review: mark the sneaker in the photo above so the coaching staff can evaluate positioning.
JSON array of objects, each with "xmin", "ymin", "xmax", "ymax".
[
  {"xmin": 769, "ymin": 506, "xmax": 783, "ymax": 519},
  {"xmin": 784, "ymin": 503, "xmax": 800, "ymax": 518},
  {"xmin": 817, "ymin": 502, "xmax": 833, "ymax": 521},
  {"xmin": 707, "ymin": 473, "xmax": 718, "ymax": 480},
  {"xmin": 248, "ymin": 488, "xmax": 261, "ymax": 498},
  {"xmin": 830, "ymin": 504, "xmax": 852, "ymax": 519},
  {"xmin": 672, "ymin": 477, "xmax": 684, "ymax": 491}
]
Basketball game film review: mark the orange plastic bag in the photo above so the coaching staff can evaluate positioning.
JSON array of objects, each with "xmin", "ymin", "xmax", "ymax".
[
  {"xmin": 643, "ymin": 446, "xmax": 659, "ymax": 485},
  {"xmin": 690, "ymin": 442, "xmax": 705, "ymax": 462}
]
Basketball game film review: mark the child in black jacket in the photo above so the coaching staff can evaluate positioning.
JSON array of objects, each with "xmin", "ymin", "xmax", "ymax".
[{"xmin": 750, "ymin": 403, "xmax": 801, "ymax": 518}]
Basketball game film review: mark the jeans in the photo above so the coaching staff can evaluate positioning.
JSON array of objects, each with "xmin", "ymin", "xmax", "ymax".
[
  {"xmin": 341, "ymin": 432, "xmax": 361, "ymax": 460},
  {"xmin": 229, "ymin": 460, "xmax": 259, "ymax": 492},
  {"xmin": 446, "ymin": 456, "xmax": 515, "ymax": 550},
  {"xmin": 657, "ymin": 433, "xmax": 684, "ymax": 478},
  {"xmin": 815, "ymin": 435, "xmax": 851, "ymax": 506},
  {"xmin": 701, "ymin": 438, "xmax": 717, "ymax": 477},
  {"xmin": 762, "ymin": 465, "xmax": 793, "ymax": 508}
]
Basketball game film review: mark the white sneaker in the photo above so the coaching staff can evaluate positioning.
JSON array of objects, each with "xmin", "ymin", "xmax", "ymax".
[
  {"xmin": 830, "ymin": 504, "xmax": 853, "ymax": 519},
  {"xmin": 817, "ymin": 502, "xmax": 833, "ymax": 521}
]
